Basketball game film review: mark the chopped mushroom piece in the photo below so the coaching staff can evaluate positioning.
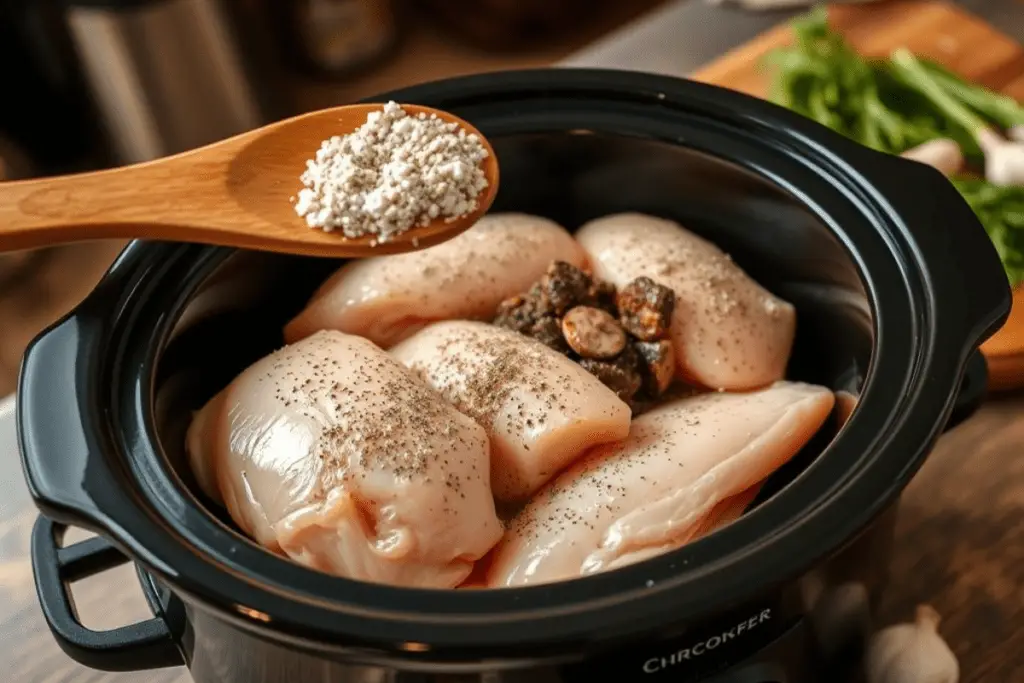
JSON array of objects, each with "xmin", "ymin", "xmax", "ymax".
[
  {"xmin": 617, "ymin": 276, "xmax": 676, "ymax": 341},
  {"xmin": 591, "ymin": 280, "xmax": 620, "ymax": 316},
  {"xmin": 578, "ymin": 357, "xmax": 643, "ymax": 404},
  {"xmin": 635, "ymin": 340, "xmax": 676, "ymax": 395},
  {"xmin": 493, "ymin": 295, "xmax": 537, "ymax": 334},
  {"xmin": 530, "ymin": 316, "xmax": 571, "ymax": 354},
  {"xmin": 491, "ymin": 257, "xmax": 688, "ymax": 412},
  {"xmin": 535, "ymin": 261, "xmax": 594, "ymax": 315}
]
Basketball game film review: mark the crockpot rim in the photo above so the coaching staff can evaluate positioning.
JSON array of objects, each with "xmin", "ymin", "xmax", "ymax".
[{"xmin": 19, "ymin": 68, "xmax": 1011, "ymax": 662}]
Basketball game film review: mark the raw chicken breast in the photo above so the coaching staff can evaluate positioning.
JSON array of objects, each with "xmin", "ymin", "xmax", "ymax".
[
  {"xmin": 284, "ymin": 213, "xmax": 586, "ymax": 347},
  {"xmin": 576, "ymin": 213, "xmax": 796, "ymax": 390},
  {"xmin": 390, "ymin": 320, "xmax": 632, "ymax": 502},
  {"xmin": 487, "ymin": 381, "xmax": 834, "ymax": 587},
  {"xmin": 186, "ymin": 330, "xmax": 503, "ymax": 589}
]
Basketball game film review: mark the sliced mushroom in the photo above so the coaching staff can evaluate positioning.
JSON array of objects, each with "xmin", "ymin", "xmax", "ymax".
[{"xmin": 561, "ymin": 306, "xmax": 627, "ymax": 359}]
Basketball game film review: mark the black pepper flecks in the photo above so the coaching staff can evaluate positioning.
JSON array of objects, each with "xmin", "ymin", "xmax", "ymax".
[
  {"xmin": 533, "ymin": 260, "xmax": 594, "ymax": 315},
  {"xmin": 260, "ymin": 331, "xmax": 491, "ymax": 506},
  {"xmin": 391, "ymin": 321, "xmax": 630, "ymax": 498},
  {"xmin": 502, "ymin": 391, "xmax": 721, "ymax": 548},
  {"xmin": 313, "ymin": 214, "xmax": 586, "ymax": 347},
  {"xmin": 492, "ymin": 384, "xmax": 819, "ymax": 585}
]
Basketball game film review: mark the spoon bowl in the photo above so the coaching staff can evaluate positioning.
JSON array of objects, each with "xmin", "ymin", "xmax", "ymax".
[{"xmin": 0, "ymin": 104, "xmax": 499, "ymax": 258}]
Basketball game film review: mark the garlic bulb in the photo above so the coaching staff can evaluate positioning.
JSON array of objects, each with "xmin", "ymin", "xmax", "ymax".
[{"xmin": 865, "ymin": 605, "xmax": 959, "ymax": 683}]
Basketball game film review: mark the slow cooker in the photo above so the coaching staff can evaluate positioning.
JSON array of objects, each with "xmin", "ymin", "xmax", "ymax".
[{"xmin": 18, "ymin": 69, "xmax": 1011, "ymax": 683}]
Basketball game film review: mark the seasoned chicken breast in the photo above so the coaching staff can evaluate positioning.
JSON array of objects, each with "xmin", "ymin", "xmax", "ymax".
[
  {"xmin": 486, "ymin": 382, "xmax": 834, "ymax": 587},
  {"xmin": 390, "ymin": 320, "xmax": 632, "ymax": 502},
  {"xmin": 576, "ymin": 213, "xmax": 796, "ymax": 390},
  {"xmin": 186, "ymin": 330, "xmax": 503, "ymax": 589},
  {"xmin": 284, "ymin": 213, "xmax": 587, "ymax": 347}
]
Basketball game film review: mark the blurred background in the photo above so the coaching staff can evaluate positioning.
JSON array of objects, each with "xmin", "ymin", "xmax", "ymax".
[{"xmin": 0, "ymin": 0, "xmax": 668, "ymax": 396}]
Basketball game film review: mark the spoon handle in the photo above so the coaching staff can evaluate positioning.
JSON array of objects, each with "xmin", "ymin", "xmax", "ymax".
[
  {"xmin": 0, "ymin": 145, "xmax": 242, "ymax": 253},
  {"xmin": 0, "ymin": 103, "xmax": 499, "ymax": 259}
]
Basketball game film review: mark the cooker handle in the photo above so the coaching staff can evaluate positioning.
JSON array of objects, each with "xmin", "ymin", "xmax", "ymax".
[
  {"xmin": 18, "ymin": 314, "xmax": 149, "ymax": 541},
  {"xmin": 860, "ymin": 153, "xmax": 1012, "ymax": 349},
  {"xmin": 30, "ymin": 516, "xmax": 184, "ymax": 671}
]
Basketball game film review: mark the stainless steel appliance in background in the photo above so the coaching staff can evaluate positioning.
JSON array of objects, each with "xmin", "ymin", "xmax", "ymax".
[{"xmin": 61, "ymin": 0, "xmax": 274, "ymax": 164}]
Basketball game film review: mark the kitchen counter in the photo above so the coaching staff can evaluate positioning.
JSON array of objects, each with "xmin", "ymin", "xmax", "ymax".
[{"xmin": 1, "ymin": 1, "xmax": 1023, "ymax": 681}]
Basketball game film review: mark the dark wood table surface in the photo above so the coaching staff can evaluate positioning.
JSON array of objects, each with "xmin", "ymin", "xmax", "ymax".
[{"xmin": 1, "ymin": 1, "xmax": 1023, "ymax": 681}]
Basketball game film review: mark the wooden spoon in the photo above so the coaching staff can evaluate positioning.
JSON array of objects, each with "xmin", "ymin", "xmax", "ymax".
[{"xmin": 0, "ymin": 104, "xmax": 499, "ymax": 258}]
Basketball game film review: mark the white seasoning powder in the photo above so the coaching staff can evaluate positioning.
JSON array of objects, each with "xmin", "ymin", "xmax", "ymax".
[{"xmin": 293, "ymin": 101, "xmax": 490, "ymax": 244}]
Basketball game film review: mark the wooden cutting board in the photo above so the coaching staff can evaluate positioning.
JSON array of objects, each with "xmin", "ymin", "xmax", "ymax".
[
  {"xmin": 692, "ymin": 0, "xmax": 1024, "ymax": 391},
  {"xmin": 694, "ymin": 0, "xmax": 1024, "ymax": 97}
]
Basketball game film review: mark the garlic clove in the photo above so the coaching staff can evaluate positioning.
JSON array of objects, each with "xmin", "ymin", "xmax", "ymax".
[
  {"xmin": 977, "ymin": 127, "xmax": 1024, "ymax": 187},
  {"xmin": 864, "ymin": 604, "xmax": 959, "ymax": 683},
  {"xmin": 899, "ymin": 139, "xmax": 963, "ymax": 177},
  {"xmin": 985, "ymin": 145, "xmax": 1024, "ymax": 187}
]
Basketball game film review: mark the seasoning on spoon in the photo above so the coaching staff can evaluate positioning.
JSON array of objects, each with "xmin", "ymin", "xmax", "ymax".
[{"xmin": 294, "ymin": 101, "xmax": 491, "ymax": 245}]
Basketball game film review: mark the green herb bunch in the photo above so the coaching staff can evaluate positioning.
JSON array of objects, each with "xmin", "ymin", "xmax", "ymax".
[{"xmin": 764, "ymin": 7, "xmax": 1024, "ymax": 287}]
